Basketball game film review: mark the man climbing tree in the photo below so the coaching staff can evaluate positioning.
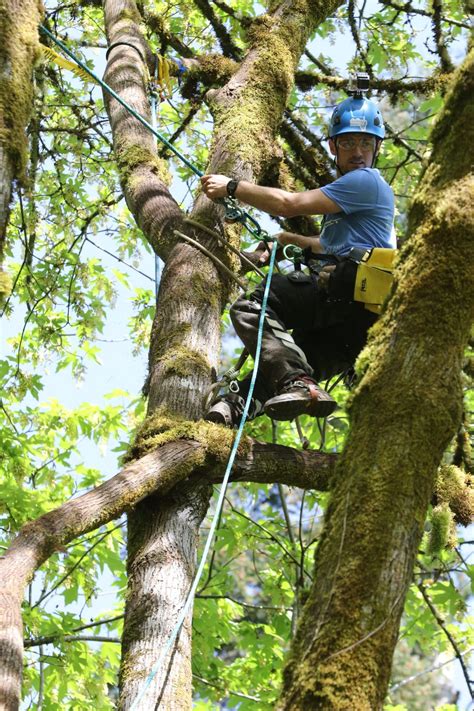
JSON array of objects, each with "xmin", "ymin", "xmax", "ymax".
[
  {"xmin": 202, "ymin": 87, "xmax": 396, "ymax": 425},
  {"xmin": 0, "ymin": 0, "xmax": 472, "ymax": 708}
]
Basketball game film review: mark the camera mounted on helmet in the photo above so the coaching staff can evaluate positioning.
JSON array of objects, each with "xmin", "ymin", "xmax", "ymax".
[
  {"xmin": 329, "ymin": 73, "xmax": 385, "ymax": 141},
  {"xmin": 348, "ymin": 72, "xmax": 370, "ymax": 99}
]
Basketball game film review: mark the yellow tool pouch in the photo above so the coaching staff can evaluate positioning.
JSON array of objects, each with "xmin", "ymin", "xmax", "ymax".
[{"xmin": 353, "ymin": 248, "xmax": 397, "ymax": 313}]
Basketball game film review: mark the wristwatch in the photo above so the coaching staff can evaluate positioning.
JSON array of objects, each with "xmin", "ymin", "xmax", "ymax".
[{"xmin": 226, "ymin": 179, "xmax": 239, "ymax": 199}]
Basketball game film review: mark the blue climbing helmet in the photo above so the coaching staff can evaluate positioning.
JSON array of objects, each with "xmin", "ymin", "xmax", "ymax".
[{"xmin": 329, "ymin": 96, "xmax": 385, "ymax": 140}]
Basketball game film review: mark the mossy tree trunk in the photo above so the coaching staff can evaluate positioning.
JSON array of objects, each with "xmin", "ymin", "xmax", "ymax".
[
  {"xmin": 102, "ymin": 0, "xmax": 342, "ymax": 707},
  {"xmin": 0, "ymin": 0, "xmax": 42, "ymax": 297},
  {"xmin": 277, "ymin": 50, "xmax": 474, "ymax": 711}
]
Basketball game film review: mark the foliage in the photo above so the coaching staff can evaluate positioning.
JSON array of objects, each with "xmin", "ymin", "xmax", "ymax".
[{"xmin": 0, "ymin": 0, "xmax": 472, "ymax": 706}]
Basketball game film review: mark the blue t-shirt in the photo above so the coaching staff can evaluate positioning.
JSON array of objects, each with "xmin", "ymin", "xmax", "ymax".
[{"xmin": 319, "ymin": 168, "xmax": 396, "ymax": 256}]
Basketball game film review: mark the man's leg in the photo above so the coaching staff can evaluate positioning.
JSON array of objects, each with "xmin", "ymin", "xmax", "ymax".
[
  {"xmin": 230, "ymin": 273, "xmax": 317, "ymax": 391},
  {"xmin": 295, "ymin": 304, "xmax": 378, "ymax": 381},
  {"xmin": 206, "ymin": 273, "xmax": 320, "ymax": 426},
  {"xmin": 230, "ymin": 273, "xmax": 337, "ymax": 419}
]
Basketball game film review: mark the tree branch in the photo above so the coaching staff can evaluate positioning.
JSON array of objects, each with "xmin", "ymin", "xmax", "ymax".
[
  {"xmin": 378, "ymin": 0, "xmax": 472, "ymax": 30},
  {"xmin": 417, "ymin": 581, "xmax": 474, "ymax": 699},
  {"xmin": 102, "ymin": 1, "xmax": 185, "ymax": 261},
  {"xmin": 431, "ymin": 0, "xmax": 455, "ymax": 72},
  {"xmin": 191, "ymin": 0, "xmax": 242, "ymax": 59},
  {"xmin": 347, "ymin": 0, "xmax": 373, "ymax": 77},
  {"xmin": 295, "ymin": 69, "xmax": 455, "ymax": 99},
  {"xmin": 24, "ymin": 615, "xmax": 125, "ymax": 648}
]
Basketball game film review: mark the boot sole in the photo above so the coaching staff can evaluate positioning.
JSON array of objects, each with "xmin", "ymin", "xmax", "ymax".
[{"xmin": 264, "ymin": 393, "xmax": 337, "ymax": 421}]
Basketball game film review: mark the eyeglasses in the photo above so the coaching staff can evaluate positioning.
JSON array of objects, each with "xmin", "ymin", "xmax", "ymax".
[{"xmin": 337, "ymin": 137, "xmax": 377, "ymax": 151}]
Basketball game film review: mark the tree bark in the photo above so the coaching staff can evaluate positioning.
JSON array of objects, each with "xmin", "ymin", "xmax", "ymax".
[
  {"xmin": 119, "ymin": 481, "xmax": 212, "ymax": 710},
  {"xmin": 277, "ymin": 49, "xmax": 474, "ymax": 711},
  {"xmin": 0, "ymin": 0, "xmax": 42, "ymax": 293}
]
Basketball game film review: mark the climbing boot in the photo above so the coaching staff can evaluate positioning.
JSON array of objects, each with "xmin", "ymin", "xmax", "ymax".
[
  {"xmin": 205, "ymin": 398, "xmax": 241, "ymax": 428},
  {"xmin": 205, "ymin": 393, "xmax": 262, "ymax": 428},
  {"xmin": 263, "ymin": 375, "xmax": 337, "ymax": 421}
]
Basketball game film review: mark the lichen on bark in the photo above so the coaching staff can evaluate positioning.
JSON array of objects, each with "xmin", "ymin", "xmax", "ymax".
[
  {"xmin": 125, "ymin": 406, "xmax": 244, "ymax": 463},
  {"xmin": 0, "ymin": 0, "xmax": 43, "ymax": 287}
]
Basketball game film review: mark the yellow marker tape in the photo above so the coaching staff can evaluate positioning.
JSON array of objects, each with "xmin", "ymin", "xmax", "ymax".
[{"xmin": 39, "ymin": 44, "xmax": 98, "ymax": 85}]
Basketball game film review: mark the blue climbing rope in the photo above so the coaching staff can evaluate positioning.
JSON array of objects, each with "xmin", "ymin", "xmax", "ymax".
[
  {"xmin": 128, "ymin": 241, "xmax": 278, "ymax": 710},
  {"xmin": 39, "ymin": 24, "xmax": 270, "ymax": 244}
]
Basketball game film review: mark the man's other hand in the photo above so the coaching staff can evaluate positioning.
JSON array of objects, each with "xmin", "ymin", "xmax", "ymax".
[{"xmin": 242, "ymin": 240, "xmax": 273, "ymax": 268}]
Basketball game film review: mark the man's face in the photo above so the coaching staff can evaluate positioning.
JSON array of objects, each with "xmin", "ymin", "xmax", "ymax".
[{"xmin": 329, "ymin": 133, "xmax": 378, "ymax": 173}]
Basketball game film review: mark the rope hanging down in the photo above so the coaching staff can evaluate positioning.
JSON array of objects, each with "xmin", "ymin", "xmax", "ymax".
[
  {"xmin": 38, "ymin": 25, "xmax": 271, "ymax": 245},
  {"xmin": 38, "ymin": 26, "xmax": 284, "ymax": 709},
  {"xmin": 128, "ymin": 242, "xmax": 279, "ymax": 710}
]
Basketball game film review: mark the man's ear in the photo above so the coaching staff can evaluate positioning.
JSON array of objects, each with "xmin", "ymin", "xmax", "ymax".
[{"xmin": 328, "ymin": 138, "xmax": 337, "ymax": 156}]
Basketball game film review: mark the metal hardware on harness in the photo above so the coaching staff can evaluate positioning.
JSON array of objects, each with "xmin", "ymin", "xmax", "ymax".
[
  {"xmin": 283, "ymin": 244, "xmax": 305, "ymax": 270},
  {"xmin": 203, "ymin": 349, "xmax": 249, "ymax": 409}
]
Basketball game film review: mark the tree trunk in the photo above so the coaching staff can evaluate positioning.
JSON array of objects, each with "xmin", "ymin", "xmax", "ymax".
[
  {"xmin": 119, "ymin": 481, "xmax": 212, "ymax": 710},
  {"xmin": 277, "ymin": 50, "xmax": 474, "ymax": 711},
  {"xmin": 0, "ymin": 0, "xmax": 41, "ymax": 293}
]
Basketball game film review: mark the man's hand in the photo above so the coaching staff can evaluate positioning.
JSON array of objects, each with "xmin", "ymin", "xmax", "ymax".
[
  {"xmin": 276, "ymin": 231, "xmax": 323, "ymax": 253},
  {"xmin": 242, "ymin": 240, "xmax": 276, "ymax": 268},
  {"xmin": 201, "ymin": 174, "xmax": 231, "ymax": 200},
  {"xmin": 318, "ymin": 264, "xmax": 336, "ymax": 290}
]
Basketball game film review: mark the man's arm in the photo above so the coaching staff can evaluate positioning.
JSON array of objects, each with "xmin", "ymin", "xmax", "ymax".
[{"xmin": 201, "ymin": 175, "xmax": 340, "ymax": 217}]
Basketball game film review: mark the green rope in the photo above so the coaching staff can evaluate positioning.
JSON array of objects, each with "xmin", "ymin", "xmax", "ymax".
[{"xmin": 38, "ymin": 24, "xmax": 268, "ymax": 243}]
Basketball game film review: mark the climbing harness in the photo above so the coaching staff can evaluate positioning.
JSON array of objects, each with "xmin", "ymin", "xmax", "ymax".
[
  {"xmin": 304, "ymin": 246, "xmax": 397, "ymax": 313},
  {"xmin": 128, "ymin": 242, "xmax": 279, "ymax": 711}
]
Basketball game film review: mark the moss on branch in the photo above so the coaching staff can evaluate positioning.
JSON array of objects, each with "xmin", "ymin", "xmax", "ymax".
[{"xmin": 125, "ymin": 407, "xmax": 249, "ymax": 463}]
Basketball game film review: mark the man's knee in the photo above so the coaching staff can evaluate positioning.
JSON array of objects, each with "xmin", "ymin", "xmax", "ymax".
[{"xmin": 230, "ymin": 292, "xmax": 260, "ymax": 331}]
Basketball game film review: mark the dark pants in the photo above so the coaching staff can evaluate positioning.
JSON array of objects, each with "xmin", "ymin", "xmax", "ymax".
[{"xmin": 229, "ymin": 271, "xmax": 377, "ymax": 406}]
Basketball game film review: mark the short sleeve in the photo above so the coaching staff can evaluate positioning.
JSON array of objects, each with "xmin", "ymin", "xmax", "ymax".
[{"xmin": 320, "ymin": 169, "xmax": 379, "ymax": 214}]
